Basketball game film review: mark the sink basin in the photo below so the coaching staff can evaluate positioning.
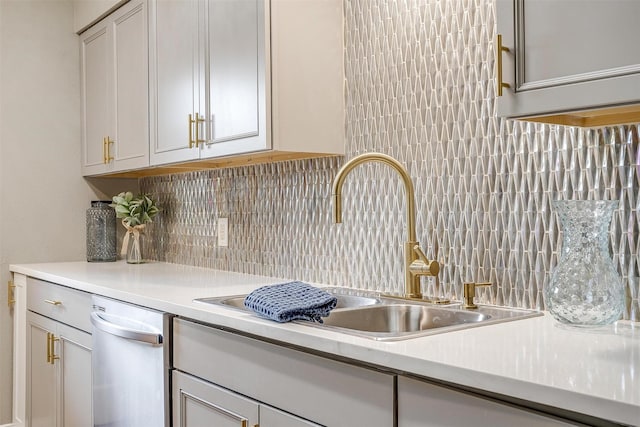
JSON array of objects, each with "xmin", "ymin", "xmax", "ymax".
[
  {"xmin": 322, "ymin": 304, "xmax": 490, "ymax": 333},
  {"xmin": 317, "ymin": 304, "xmax": 542, "ymax": 340},
  {"xmin": 194, "ymin": 288, "xmax": 542, "ymax": 341}
]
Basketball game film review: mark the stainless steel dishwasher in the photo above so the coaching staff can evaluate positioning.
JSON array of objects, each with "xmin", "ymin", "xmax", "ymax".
[{"xmin": 91, "ymin": 295, "xmax": 171, "ymax": 427}]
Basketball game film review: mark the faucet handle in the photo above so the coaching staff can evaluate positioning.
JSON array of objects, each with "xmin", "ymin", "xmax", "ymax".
[
  {"xmin": 411, "ymin": 245, "xmax": 440, "ymax": 276},
  {"xmin": 463, "ymin": 282, "xmax": 492, "ymax": 309}
]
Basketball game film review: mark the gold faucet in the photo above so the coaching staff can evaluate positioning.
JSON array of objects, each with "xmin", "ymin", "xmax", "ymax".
[{"xmin": 332, "ymin": 152, "xmax": 440, "ymax": 300}]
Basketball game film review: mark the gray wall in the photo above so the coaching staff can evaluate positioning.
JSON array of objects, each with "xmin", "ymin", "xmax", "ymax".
[
  {"xmin": 0, "ymin": 1, "xmax": 135, "ymax": 421},
  {"xmin": 141, "ymin": 0, "xmax": 639, "ymax": 322}
]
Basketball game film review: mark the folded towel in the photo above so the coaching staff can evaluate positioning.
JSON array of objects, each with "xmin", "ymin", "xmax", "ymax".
[{"xmin": 244, "ymin": 281, "xmax": 337, "ymax": 323}]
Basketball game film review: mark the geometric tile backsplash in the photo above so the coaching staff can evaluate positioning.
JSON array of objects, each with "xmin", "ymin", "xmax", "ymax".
[{"xmin": 141, "ymin": 0, "xmax": 639, "ymax": 321}]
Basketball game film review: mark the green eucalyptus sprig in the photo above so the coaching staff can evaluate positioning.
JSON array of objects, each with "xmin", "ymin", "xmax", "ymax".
[{"xmin": 110, "ymin": 192, "xmax": 159, "ymax": 227}]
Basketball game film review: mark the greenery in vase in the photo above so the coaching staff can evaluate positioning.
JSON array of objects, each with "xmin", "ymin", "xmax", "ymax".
[{"xmin": 110, "ymin": 192, "xmax": 159, "ymax": 227}]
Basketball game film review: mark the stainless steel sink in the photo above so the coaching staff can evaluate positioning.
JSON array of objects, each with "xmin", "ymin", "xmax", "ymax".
[
  {"xmin": 316, "ymin": 304, "xmax": 543, "ymax": 340},
  {"xmin": 321, "ymin": 304, "xmax": 490, "ymax": 333},
  {"xmin": 194, "ymin": 288, "xmax": 542, "ymax": 341}
]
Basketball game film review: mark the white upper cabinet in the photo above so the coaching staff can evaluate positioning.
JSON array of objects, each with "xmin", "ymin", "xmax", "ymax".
[
  {"xmin": 150, "ymin": 0, "xmax": 265, "ymax": 164},
  {"xmin": 149, "ymin": 0, "xmax": 203, "ymax": 165},
  {"xmin": 81, "ymin": 20, "xmax": 111, "ymax": 174},
  {"xmin": 150, "ymin": 0, "xmax": 344, "ymax": 168},
  {"xmin": 206, "ymin": 0, "xmax": 261, "ymax": 145},
  {"xmin": 81, "ymin": 0, "xmax": 149, "ymax": 176},
  {"xmin": 496, "ymin": 0, "xmax": 640, "ymax": 126}
]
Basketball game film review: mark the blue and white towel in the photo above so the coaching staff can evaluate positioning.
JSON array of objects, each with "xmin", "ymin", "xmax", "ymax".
[{"xmin": 244, "ymin": 281, "xmax": 337, "ymax": 323}]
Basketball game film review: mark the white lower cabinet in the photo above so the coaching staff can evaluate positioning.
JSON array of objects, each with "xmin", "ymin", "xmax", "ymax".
[
  {"xmin": 173, "ymin": 371, "xmax": 319, "ymax": 427},
  {"xmin": 26, "ymin": 278, "xmax": 93, "ymax": 427},
  {"xmin": 27, "ymin": 313, "xmax": 92, "ymax": 427},
  {"xmin": 398, "ymin": 376, "xmax": 586, "ymax": 427},
  {"xmin": 172, "ymin": 318, "xmax": 394, "ymax": 427},
  {"xmin": 172, "ymin": 371, "xmax": 258, "ymax": 427}
]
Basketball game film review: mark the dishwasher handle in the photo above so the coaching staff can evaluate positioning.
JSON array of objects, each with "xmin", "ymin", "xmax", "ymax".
[{"xmin": 91, "ymin": 312, "xmax": 163, "ymax": 345}]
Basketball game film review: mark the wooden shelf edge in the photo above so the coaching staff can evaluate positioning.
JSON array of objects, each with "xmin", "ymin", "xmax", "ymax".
[
  {"xmin": 87, "ymin": 151, "xmax": 344, "ymax": 179},
  {"xmin": 516, "ymin": 104, "xmax": 640, "ymax": 128}
]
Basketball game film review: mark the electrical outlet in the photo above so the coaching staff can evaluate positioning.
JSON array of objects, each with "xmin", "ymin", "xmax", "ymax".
[{"xmin": 217, "ymin": 217, "xmax": 228, "ymax": 247}]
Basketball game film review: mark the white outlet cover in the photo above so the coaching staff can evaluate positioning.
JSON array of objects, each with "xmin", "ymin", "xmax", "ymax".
[{"xmin": 217, "ymin": 217, "xmax": 228, "ymax": 247}]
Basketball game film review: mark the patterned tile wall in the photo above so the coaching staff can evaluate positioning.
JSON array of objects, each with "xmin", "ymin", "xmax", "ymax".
[{"xmin": 141, "ymin": 0, "xmax": 640, "ymax": 320}]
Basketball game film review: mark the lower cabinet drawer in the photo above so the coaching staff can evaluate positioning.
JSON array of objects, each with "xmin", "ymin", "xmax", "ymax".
[
  {"xmin": 27, "ymin": 277, "xmax": 92, "ymax": 332},
  {"xmin": 173, "ymin": 371, "xmax": 322, "ymax": 427},
  {"xmin": 173, "ymin": 318, "xmax": 394, "ymax": 427},
  {"xmin": 398, "ymin": 376, "xmax": 590, "ymax": 427}
]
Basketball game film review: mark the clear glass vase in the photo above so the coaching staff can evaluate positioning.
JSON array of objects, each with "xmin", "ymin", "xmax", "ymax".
[
  {"xmin": 545, "ymin": 200, "xmax": 624, "ymax": 326},
  {"xmin": 126, "ymin": 230, "xmax": 144, "ymax": 264}
]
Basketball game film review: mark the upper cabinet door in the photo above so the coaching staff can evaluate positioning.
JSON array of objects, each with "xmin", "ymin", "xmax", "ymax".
[
  {"xmin": 149, "ymin": 0, "xmax": 203, "ymax": 165},
  {"xmin": 496, "ymin": 0, "xmax": 640, "ymax": 125},
  {"xmin": 203, "ymin": 0, "xmax": 266, "ymax": 156},
  {"xmin": 81, "ymin": 0, "xmax": 149, "ymax": 176},
  {"xmin": 111, "ymin": 0, "xmax": 149, "ymax": 171},
  {"xmin": 81, "ymin": 21, "xmax": 111, "ymax": 175},
  {"xmin": 151, "ymin": 0, "xmax": 267, "ymax": 165}
]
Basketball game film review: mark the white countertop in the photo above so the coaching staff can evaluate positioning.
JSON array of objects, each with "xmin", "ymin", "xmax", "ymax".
[{"xmin": 11, "ymin": 261, "xmax": 640, "ymax": 425}]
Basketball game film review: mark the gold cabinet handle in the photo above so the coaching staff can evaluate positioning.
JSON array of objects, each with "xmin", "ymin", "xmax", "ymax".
[
  {"xmin": 46, "ymin": 332, "xmax": 51, "ymax": 363},
  {"xmin": 189, "ymin": 113, "xmax": 206, "ymax": 148},
  {"xmin": 47, "ymin": 332, "xmax": 54, "ymax": 364},
  {"xmin": 47, "ymin": 333, "xmax": 59, "ymax": 364},
  {"xmin": 51, "ymin": 336, "xmax": 60, "ymax": 364},
  {"xmin": 195, "ymin": 113, "xmax": 206, "ymax": 147},
  {"xmin": 102, "ymin": 137, "xmax": 114, "ymax": 163},
  {"xmin": 7, "ymin": 281, "xmax": 15, "ymax": 308},
  {"xmin": 496, "ymin": 34, "xmax": 511, "ymax": 97},
  {"xmin": 106, "ymin": 136, "xmax": 114, "ymax": 163},
  {"xmin": 188, "ymin": 114, "xmax": 196, "ymax": 148},
  {"xmin": 44, "ymin": 299, "xmax": 62, "ymax": 306}
]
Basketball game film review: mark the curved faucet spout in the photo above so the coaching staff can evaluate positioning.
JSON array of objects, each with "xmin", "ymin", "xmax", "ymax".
[
  {"xmin": 331, "ymin": 152, "xmax": 439, "ymax": 299},
  {"xmin": 332, "ymin": 152, "xmax": 417, "ymax": 242}
]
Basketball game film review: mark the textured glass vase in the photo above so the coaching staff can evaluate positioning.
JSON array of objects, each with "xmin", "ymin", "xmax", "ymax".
[
  {"xmin": 545, "ymin": 200, "xmax": 624, "ymax": 326},
  {"xmin": 86, "ymin": 201, "xmax": 116, "ymax": 262}
]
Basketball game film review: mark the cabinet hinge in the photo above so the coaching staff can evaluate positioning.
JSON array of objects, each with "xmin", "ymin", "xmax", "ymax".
[{"xmin": 7, "ymin": 280, "xmax": 15, "ymax": 308}]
